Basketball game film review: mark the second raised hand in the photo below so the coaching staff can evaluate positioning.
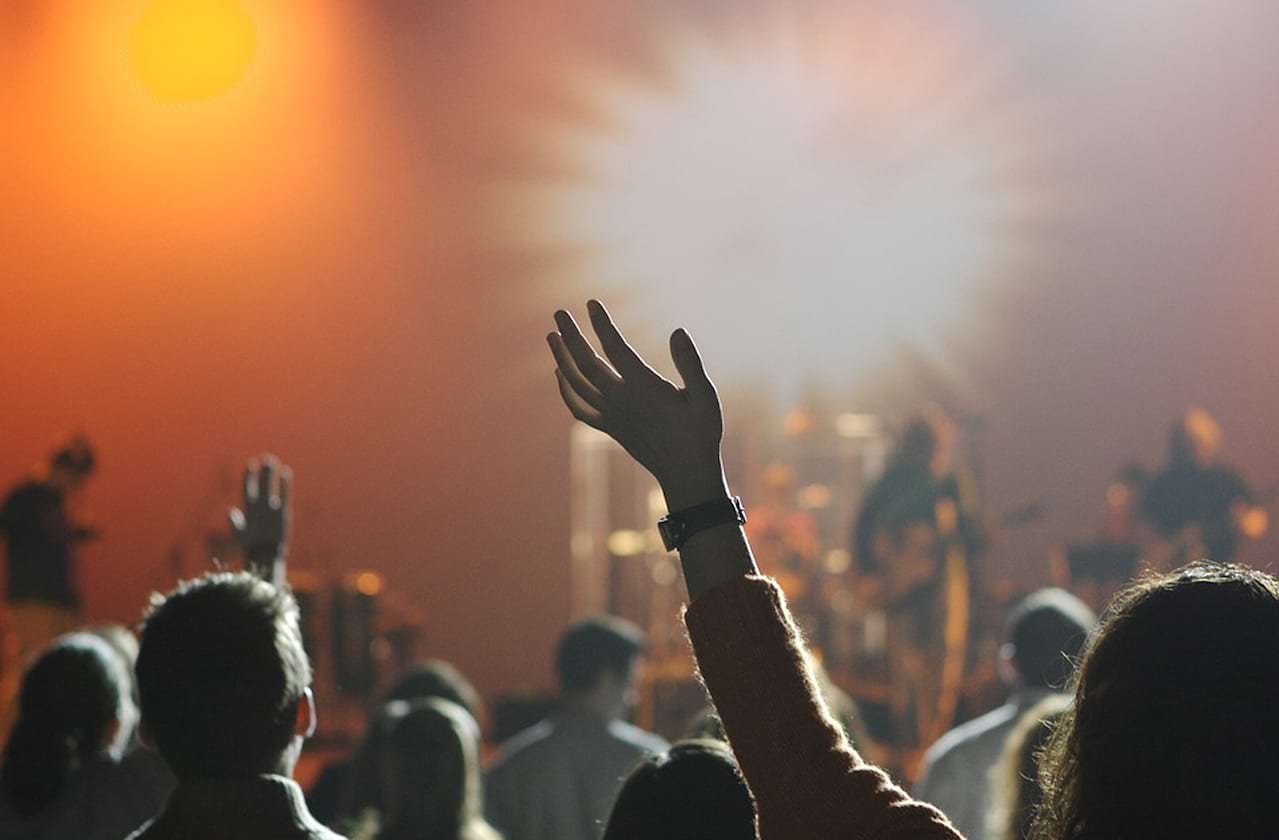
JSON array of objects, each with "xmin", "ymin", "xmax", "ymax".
[
  {"xmin": 547, "ymin": 300, "xmax": 730, "ymax": 512},
  {"xmin": 229, "ymin": 454, "xmax": 292, "ymax": 585}
]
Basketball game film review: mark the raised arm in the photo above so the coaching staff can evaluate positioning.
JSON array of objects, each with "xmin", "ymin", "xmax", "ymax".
[
  {"xmin": 229, "ymin": 455, "xmax": 292, "ymax": 586},
  {"xmin": 548, "ymin": 301, "xmax": 960, "ymax": 840}
]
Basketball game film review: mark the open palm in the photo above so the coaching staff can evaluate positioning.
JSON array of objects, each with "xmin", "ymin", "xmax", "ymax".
[{"xmin": 547, "ymin": 300, "xmax": 728, "ymax": 511}]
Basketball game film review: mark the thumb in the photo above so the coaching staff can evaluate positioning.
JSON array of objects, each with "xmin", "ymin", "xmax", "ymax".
[{"xmin": 670, "ymin": 328, "xmax": 715, "ymax": 398}]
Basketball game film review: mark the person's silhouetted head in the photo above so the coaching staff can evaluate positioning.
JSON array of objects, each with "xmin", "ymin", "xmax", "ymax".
[
  {"xmin": 555, "ymin": 616, "xmax": 645, "ymax": 720},
  {"xmin": 1, "ymin": 634, "xmax": 133, "ymax": 817},
  {"xmin": 369, "ymin": 699, "xmax": 498, "ymax": 840},
  {"xmin": 603, "ymin": 739, "xmax": 757, "ymax": 840},
  {"xmin": 898, "ymin": 407, "xmax": 956, "ymax": 475},
  {"xmin": 136, "ymin": 572, "xmax": 313, "ymax": 781},
  {"xmin": 899, "ymin": 417, "xmax": 939, "ymax": 468},
  {"xmin": 383, "ymin": 660, "xmax": 482, "ymax": 726},
  {"xmin": 1033, "ymin": 562, "xmax": 1279, "ymax": 839},
  {"xmin": 48, "ymin": 436, "xmax": 95, "ymax": 491},
  {"xmin": 343, "ymin": 663, "xmax": 485, "ymax": 825},
  {"xmin": 1169, "ymin": 408, "xmax": 1221, "ymax": 468},
  {"xmin": 1001, "ymin": 589, "xmax": 1096, "ymax": 691}
]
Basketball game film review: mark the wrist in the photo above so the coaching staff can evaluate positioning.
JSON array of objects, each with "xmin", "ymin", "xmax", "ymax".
[
  {"xmin": 659, "ymin": 465, "xmax": 730, "ymax": 512},
  {"xmin": 245, "ymin": 543, "xmax": 284, "ymax": 562}
]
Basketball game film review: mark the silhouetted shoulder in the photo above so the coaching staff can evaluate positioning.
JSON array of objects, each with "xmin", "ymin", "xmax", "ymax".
[
  {"xmin": 922, "ymin": 702, "xmax": 1020, "ymax": 769},
  {"xmin": 485, "ymin": 719, "xmax": 557, "ymax": 777},
  {"xmin": 607, "ymin": 719, "xmax": 670, "ymax": 755}
]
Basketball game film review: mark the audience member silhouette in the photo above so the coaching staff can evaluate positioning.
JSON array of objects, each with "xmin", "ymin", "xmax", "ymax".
[
  {"xmin": 602, "ymin": 739, "xmax": 757, "ymax": 840},
  {"xmin": 485, "ymin": 616, "xmax": 668, "ymax": 840},
  {"xmin": 346, "ymin": 698, "xmax": 498, "ymax": 840},
  {"xmin": 1032, "ymin": 562, "xmax": 1279, "ymax": 839},
  {"xmin": 916, "ymin": 588, "xmax": 1095, "ymax": 840},
  {"xmin": 987, "ymin": 694, "xmax": 1070, "ymax": 840},
  {"xmin": 0, "ymin": 633, "xmax": 166, "ymax": 839},
  {"xmin": 311, "ymin": 659, "xmax": 484, "ymax": 829},
  {"xmin": 13, "ymin": 304, "xmax": 1276, "ymax": 840},
  {"xmin": 126, "ymin": 571, "xmax": 341, "ymax": 840}
]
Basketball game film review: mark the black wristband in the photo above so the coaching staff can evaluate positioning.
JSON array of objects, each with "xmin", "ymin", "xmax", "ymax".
[{"xmin": 657, "ymin": 496, "xmax": 747, "ymax": 552}]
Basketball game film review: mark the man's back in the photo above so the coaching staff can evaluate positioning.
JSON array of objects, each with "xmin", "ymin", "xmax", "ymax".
[
  {"xmin": 915, "ymin": 691, "xmax": 1054, "ymax": 840},
  {"xmin": 485, "ymin": 713, "xmax": 668, "ymax": 840},
  {"xmin": 127, "ymin": 775, "xmax": 344, "ymax": 840}
]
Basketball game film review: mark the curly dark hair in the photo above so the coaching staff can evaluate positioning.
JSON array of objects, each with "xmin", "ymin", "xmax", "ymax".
[{"xmin": 1031, "ymin": 562, "xmax": 1279, "ymax": 840}]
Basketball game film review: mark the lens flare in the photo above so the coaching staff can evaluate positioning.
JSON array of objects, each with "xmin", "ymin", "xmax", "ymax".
[{"xmin": 504, "ymin": 8, "xmax": 1053, "ymax": 389}]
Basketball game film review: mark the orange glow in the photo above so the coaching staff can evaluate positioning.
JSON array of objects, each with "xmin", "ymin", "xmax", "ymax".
[
  {"xmin": 129, "ymin": 0, "xmax": 257, "ymax": 103},
  {"xmin": 355, "ymin": 572, "xmax": 384, "ymax": 596}
]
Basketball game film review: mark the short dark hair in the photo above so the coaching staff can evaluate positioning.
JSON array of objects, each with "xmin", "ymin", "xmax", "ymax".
[
  {"xmin": 555, "ymin": 617, "xmax": 645, "ymax": 695},
  {"xmin": 603, "ymin": 739, "xmax": 757, "ymax": 840},
  {"xmin": 136, "ymin": 572, "xmax": 311, "ymax": 780},
  {"xmin": 1004, "ymin": 588, "xmax": 1096, "ymax": 690},
  {"xmin": 384, "ymin": 659, "xmax": 482, "ymax": 724}
]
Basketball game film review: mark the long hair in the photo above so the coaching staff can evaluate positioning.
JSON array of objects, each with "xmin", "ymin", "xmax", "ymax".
[
  {"xmin": 988, "ymin": 694, "xmax": 1072, "ymax": 840},
  {"xmin": 1031, "ymin": 562, "xmax": 1279, "ymax": 840},
  {"xmin": 373, "ymin": 699, "xmax": 498, "ymax": 840},
  {"xmin": 1, "ymin": 634, "xmax": 129, "ymax": 817}
]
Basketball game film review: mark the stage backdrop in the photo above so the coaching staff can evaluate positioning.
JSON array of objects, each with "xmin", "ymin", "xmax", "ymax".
[{"xmin": 5, "ymin": 0, "xmax": 1279, "ymax": 700}]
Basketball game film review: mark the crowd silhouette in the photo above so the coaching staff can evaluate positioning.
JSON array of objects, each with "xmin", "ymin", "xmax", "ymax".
[{"xmin": 2, "ymin": 302, "xmax": 1278, "ymax": 839}]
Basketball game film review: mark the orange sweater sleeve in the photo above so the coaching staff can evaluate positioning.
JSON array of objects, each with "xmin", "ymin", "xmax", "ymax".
[{"xmin": 684, "ymin": 575, "xmax": 964, "ymax": 840}]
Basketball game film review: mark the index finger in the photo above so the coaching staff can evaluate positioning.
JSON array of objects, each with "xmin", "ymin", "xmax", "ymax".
[
  {"xmin": 244, "ymin": 458, "xmax": 261, "ymax": 504},
  {"xmin": 258, "ymin": 455, "xmax": 279, "ymax": 507},
  {"xmin": 555, "ymin": 309, "xmax": 623, "ymax": 393}
]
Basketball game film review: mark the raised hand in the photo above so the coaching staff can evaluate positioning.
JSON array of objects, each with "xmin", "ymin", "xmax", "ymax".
[
  {"xmin": 229, "ymin": 454, "xmax": 292, "ymax": 584},
  {"xmin": 548, "ymin": 300, "xmax": 729, "ymax": 511}
]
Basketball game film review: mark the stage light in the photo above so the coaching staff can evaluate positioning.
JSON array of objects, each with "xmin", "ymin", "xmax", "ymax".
[
  {"xmin": 799, "ymin": 483, "xmax": 832, "ymax": 510},
  {"xmin": 355, "ymin": 571, "xmax": 383, "ymax": 596},
  {"xmin": 129, "ymin": 0, "xmax": 257, "ymax": 103},
  {"xmin": 606, "ymin": 529, "xmax": 649, "ymax": 557},
  {"xmin": 508, "ymin": 9, "xmax": 1049, "ymax": 389},
  {"xmin": 836, "ymin": 413, "xmax": 881, "ymax": 439},
  {"xmin": 823, "ymin": 549, "xmax": 852, "ymax": 576}
]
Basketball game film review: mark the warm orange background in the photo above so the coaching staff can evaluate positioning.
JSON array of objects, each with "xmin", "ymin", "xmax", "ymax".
[{"xmin": 6, "ymin": 1, "xmax": 1279, "ymax": 703}]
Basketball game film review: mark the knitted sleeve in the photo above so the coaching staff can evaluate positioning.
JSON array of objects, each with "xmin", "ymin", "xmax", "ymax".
[{"xmin": 685, "ymin": 576, "xmax": 963, "ymax": 840}]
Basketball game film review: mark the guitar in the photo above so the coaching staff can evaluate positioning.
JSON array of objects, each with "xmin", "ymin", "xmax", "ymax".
[{"xmin": 866, "ymin": 501, "xmax": 1044, "ymax": 749}]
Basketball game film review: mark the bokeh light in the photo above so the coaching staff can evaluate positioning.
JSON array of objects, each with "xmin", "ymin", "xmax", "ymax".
[{"xmin": 129, "ymin": 0, "xmax": 257, "ymax": 103}]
